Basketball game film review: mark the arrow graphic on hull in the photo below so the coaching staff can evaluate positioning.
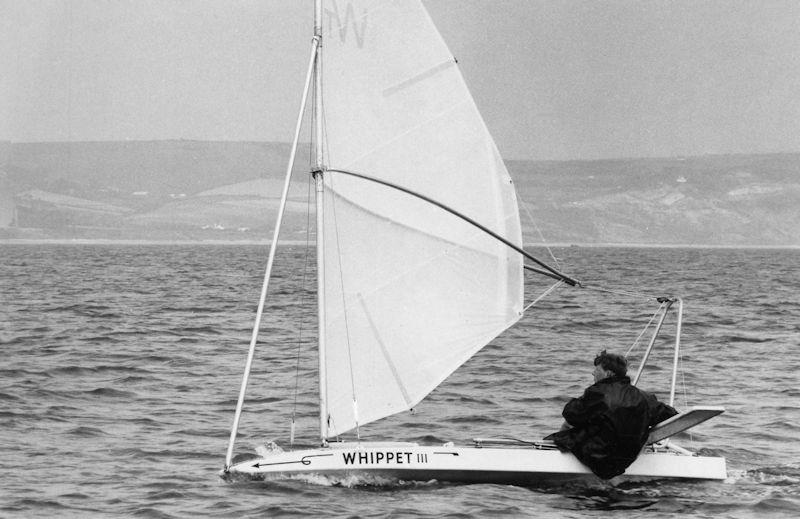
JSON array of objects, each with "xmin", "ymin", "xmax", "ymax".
[{"xmin": 252, "ymin": 453, "xmax": 333, "ymax": 468}]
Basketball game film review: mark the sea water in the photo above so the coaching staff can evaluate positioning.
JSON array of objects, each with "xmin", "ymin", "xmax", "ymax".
[{"xmin": 1, "ymin": 244, "xmax": 798, "ymax": 518}]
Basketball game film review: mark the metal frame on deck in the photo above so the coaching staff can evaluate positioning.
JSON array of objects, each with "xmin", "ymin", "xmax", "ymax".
[{"xmin": 632, "ymin": 297, "xmax": 684, "ymax": 408}]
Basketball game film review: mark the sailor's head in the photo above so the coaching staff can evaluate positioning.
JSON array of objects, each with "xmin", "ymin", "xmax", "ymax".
[{"xmin": 592, "ymin": 350, "xmax": 627, "ymax": 382}]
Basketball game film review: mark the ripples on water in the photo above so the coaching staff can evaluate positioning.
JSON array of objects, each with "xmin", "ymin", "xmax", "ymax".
[{"xmin": 1, "ymin": 244, "xmax": 798, "ymax": 518}]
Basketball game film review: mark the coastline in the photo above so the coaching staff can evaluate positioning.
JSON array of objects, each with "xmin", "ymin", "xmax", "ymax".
[{"xmin": 1, "ymin": 238, "xmax": 798, "ymax": 250}]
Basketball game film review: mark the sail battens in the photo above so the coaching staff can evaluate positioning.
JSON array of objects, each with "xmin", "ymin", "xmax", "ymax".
[
  {"xmin": 382, "ymin": 59, "xmax": 457, "ymax": 97},
  {"xmin": 357, "ymin": 294, "xmax": 413, "ymax": 408}
]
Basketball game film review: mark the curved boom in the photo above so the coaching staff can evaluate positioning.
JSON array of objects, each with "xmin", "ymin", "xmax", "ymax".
[{"xmin": 325, "ymin": 168, "xmax": 580, "ymax": 287}]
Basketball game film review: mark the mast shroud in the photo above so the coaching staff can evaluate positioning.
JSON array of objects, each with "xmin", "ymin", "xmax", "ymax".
[{"xmin": 223, "ymin": 34, "xmax": 320, "ymax": 470}]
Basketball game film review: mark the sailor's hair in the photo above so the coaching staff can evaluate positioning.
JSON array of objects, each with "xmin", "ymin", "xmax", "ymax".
[{"xmin": 593, "ymin": 350, "xmax": 628, "ymax": 377}]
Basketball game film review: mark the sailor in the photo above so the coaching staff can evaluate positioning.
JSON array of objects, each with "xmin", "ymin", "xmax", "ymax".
[{"xmin": 545, "ymin": 350, "xmax": 678, "ymax": 479}]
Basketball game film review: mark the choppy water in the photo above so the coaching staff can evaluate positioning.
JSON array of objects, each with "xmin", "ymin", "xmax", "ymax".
[{"xmin": 1, "ymin": 244, "xmax": 798, "ymax": 518}]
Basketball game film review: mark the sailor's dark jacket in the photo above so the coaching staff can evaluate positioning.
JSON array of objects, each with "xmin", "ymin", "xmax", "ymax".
[{"xmin": 548, "ymin": 375, "xmax": 678, "ymax": 479}]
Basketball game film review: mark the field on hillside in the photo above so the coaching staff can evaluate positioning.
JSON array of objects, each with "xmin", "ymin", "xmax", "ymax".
[{"xmin": 2, "ymin": 141, "xmax": 798, "ymax": 246}]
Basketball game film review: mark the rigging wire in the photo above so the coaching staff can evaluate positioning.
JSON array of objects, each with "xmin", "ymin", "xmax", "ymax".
[
  {"xmin": 523, "ymin": 280, "xmax": 563, "ymax": 313},
  {"xmin": 516, "ymin": 188, "xmax": 562, "ymax": 270},
  {"xmin": 289, "ymin": 170, "xmax": 316, "ymax": 447},
  {"xmin": 318, "ymin": 41, "xmax": 331, "ymax": 172},
  {"xmin": 580, "ymin": 282, "xmax": 658, "ymax": 302},
  {"xmin": 314, "ymin": 47, "xmax": 360, "ymax": 441},
  {"xmin": 287, "ymin": 66, "xmax": 324, "ymax": 446},
  {"xmin": 624, "ymin": 302, "xmax": 668, "ymax": 357},
  {"xmin": 326, "ymin": 174, "xmax": 361, "ymax": 441}
]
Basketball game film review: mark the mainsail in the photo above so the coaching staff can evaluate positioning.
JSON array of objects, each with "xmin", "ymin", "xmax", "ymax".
[{"xmin": 318, "ymin": 0, "xmax": 523, "ymax": 437}]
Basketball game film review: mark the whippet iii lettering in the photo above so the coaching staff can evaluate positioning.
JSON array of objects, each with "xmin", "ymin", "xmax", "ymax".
[{"xmin": 341, "ymin": 451, "xmax": 427, "ymax": 465}]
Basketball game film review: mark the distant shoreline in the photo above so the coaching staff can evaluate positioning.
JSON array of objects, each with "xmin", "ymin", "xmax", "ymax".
[{"xmin": 1, "ymin": 239, "xmax": 798, "ymax": 250}]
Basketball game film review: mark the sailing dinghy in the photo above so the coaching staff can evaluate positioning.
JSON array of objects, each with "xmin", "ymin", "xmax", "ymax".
[{"xmin": 221, "ymin": 0, "xmax": 727, "ymax": 484}]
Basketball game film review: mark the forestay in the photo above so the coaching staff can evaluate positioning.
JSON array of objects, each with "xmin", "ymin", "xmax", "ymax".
[{"xmin": 319, "ymin": 0, "xmax": 524, "ymax": 437}]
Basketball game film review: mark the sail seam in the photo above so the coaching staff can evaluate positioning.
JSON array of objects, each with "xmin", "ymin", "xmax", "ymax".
[
  {"xmin": 335, "ymin": 98, "xmax": 472, "ymax": 171},
  {"xmin": 324, "ymin": 185, "xmax": 498, "ymax": 257}
]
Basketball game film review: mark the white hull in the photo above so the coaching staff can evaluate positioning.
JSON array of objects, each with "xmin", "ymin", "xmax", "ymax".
[{"xmin": 224, "ymin": 441, "xmax": 726, "ymax": 485}]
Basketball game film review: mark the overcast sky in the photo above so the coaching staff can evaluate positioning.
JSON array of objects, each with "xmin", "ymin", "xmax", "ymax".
[{"xmin": 3, "ymin": 0, "xmax": 800, "ymax": 160}]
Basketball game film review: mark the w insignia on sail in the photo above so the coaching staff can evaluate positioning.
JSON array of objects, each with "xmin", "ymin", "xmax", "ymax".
[{"xmin": 324, "ymin": 1, "xmax": 367, "ymax": 48}]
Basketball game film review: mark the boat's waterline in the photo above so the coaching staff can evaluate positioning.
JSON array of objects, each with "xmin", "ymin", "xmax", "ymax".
[{"xmin": 223, "ymin": 441, "xmax": 727, "ymax": 486}]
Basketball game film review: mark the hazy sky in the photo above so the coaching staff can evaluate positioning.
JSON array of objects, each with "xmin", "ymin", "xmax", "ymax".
[{"xmin": 4, "ymin": 0, "xmax": 800, "ymax": 160}]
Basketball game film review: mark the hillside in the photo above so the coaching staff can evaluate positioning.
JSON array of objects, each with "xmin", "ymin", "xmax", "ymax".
[
  {"xmin": 507, "ymin": 154, "xmax": 800, "ymax": 246},
  {"xmin": 1, "ymin": 141, "xmax": 798, "ymax": 246}
]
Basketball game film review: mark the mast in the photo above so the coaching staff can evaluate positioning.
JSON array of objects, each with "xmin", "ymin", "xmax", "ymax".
[{"xmin": 313, "ymin": 0, "xmax": 328, "ymax": 444}]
